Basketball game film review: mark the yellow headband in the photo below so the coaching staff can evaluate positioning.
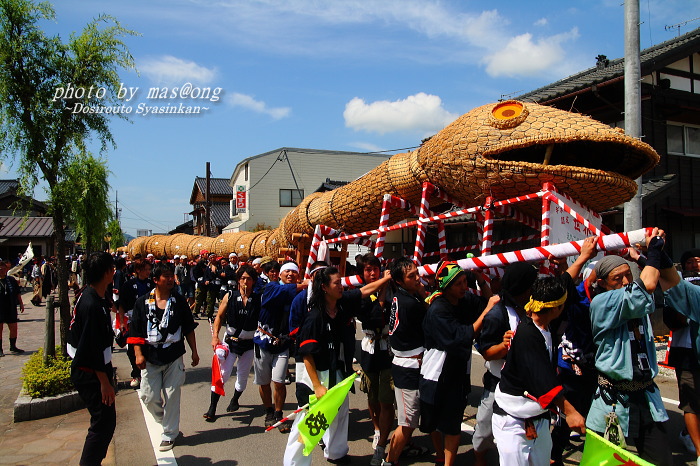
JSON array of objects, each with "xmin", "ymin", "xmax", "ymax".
[{"xmin": 524, "ymin": 292, "xmax": 568, "ymax": 314}]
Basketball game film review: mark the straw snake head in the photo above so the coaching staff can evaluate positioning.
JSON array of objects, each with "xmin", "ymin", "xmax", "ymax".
[{"xmin": 417, "ymin": 100, "xmax": 659, "ymax": 214}]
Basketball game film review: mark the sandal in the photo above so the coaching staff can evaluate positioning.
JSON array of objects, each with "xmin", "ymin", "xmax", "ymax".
[
  {"xmin": 278, "ymin": 419, "xmax": 292, "ymax": 434},
  {"xmin": 401, "ymin": 443, "xmax": 429, "ymax": 458}
]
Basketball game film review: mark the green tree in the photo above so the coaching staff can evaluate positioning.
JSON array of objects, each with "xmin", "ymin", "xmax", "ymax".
[
  {"xmin": 59, "ymin": 154, "xmax": 112, "ymax": 253},
  {"xmin": 0, "ymin": 0, "xmax": 137, "ymax": 351},
  {"xmin": 105, "ymin": 218, "xmax": 125, "ymax": 251}
]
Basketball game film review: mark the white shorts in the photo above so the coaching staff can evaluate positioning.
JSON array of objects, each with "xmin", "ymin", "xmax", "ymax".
[
  {"xmin": 253, "ymin": 346, "xmax": 289, "ymax": 385},
  {"xmin": 394, "ymin": 387, "xmax": 420, "ymax": 428}
]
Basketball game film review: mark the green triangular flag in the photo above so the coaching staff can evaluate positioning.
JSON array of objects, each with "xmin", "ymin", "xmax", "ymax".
[
  {"xmin": 581, "ymin": 429, "xmax": 654, "ymax": 466},
  {"xmin": 297, "ymin": 372, "xmax": 356, "ymax": 456}
]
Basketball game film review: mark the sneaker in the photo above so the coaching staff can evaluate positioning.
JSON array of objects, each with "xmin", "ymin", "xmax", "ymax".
[
  {"xmin": 372, "ymin": 430, "xmax": 380, "ymax": 449},
  {"xmin": 0, "ymin": 348, "xmax": 4, "ymax": 357},
  {"xmin": 130, "ymin": 378, "xmax": 140, "ymax": 388},
  {"xmin": 380, "ymin": 461, "xmax": 394, "ymax": 466},
  {"xmin": 370, "ymin": 445, "xmax": 386, "ymax": 466},
  {"xmin": 680, "ymin": 430, "xmax": 696, "ymax": 454},
  {"xmin": 10, "ymin": 347, "xmax": 23, "ymax": 354},
  {"xmin": 159, "ymin": 440, "xmax": 174, "ymax": 452}
]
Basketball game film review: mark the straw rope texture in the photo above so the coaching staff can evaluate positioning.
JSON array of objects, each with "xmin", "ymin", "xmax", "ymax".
[{"xmin": 128, "ymin": 100, "xmax": 659, "ymax": 259}]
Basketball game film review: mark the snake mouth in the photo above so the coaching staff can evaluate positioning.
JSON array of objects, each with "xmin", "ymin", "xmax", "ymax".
[{"xmin": 482, "ymin": 138, "xmax": 659, "ymax": 181}]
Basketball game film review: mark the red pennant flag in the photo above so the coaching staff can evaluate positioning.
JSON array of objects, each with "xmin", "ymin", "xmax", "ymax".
[{"xmin": 211, "ymin": 354, "xmax": 225, "ymax": 396}]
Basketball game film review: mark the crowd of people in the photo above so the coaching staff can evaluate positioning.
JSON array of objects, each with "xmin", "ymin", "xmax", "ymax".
[{"xmin": 60, "ymin": 227, "xmax": 700, "ymax": 466}]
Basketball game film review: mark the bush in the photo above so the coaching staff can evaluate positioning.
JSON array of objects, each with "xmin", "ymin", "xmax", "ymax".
[{"xmin": 21, "ymin": 347, "xmax": 73, "ymax": 398}]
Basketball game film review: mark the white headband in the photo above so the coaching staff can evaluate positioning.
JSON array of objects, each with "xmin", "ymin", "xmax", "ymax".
[
  {"xmin": 309, "ymin": 265, "xmax": 327, "ymax": 276},
  {"xmin": 280, "ymin": 263, "xmax": 299, "ymax": 273},
  {"xmin": 252, "ymin": 258, "xmax": 262, "ymax": 264}
]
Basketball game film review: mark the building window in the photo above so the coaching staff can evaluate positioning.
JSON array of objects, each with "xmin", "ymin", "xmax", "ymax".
[
  {"xmin": 668, "ymin": 123, "xmax": 700, "ymax": 158},
  {"xmin": 280, "ymin": 189, "xmax": 304, "ymax": 207}
]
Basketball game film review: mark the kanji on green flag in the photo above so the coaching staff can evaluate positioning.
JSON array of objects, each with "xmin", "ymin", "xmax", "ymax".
[
  {"xmin": 581, "ymin": 429, "xmax": 654, "ymax": 466},
  {"xmin": 297, "ymin": 372, "xmax": 357, "ymax": 456}
]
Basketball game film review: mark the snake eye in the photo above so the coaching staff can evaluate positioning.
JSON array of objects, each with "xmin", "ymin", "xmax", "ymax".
[{"xmin": 489, "ymin": 100, "xmax": 529, "ymax": 129}]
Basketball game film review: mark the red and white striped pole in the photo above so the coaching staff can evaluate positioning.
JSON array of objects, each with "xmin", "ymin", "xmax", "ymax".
[
  {"xmin": 374, "ymin": 194, "xmax": 392, "ymax": 259},
  {"xmin": 481, "ymin": 197, "xmax": 495, "ymax": 256},
  {"xmin": 413, "ymin": 182, "xmax": 434, "ymax": 264}
]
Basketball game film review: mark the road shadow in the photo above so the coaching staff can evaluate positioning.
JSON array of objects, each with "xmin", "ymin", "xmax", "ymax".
[{"xmin": 177, "ymin": 454, "xmax": 238, "ymax": 466}]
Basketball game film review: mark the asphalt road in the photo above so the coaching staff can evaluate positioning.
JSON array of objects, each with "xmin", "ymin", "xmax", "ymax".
[{"xmin": 111, "ymin": 317, "xmax": 699, "ymax": 465}]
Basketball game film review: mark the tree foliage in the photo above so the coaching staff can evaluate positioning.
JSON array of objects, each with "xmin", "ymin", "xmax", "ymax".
[
  {"xmin": 0, "ymin": 0, "xmax": 138, "ymax": 352},
  {"xmin": 59, "ymin": 154, "xmax": 111, "ymax": 253}
]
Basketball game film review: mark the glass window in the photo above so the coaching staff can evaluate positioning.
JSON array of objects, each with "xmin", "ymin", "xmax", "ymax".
[
  {"xmin": 667, "ymin": 124, "xmax": 684, "ymax": 154},
  {"xmin": 280, "ymin": 189, "xmax": 304, "ymax": 207},
  {"xmin": 687, "ymin": 126, "xmax": 700, "ymax": 156}
]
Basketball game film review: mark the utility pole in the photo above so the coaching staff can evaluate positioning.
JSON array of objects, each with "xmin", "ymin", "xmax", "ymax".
[
  {"xmin": 623, "ymin": 0, "xmax": 642, "ymax": 231},
  {"xmin": 115, "ymin": 191, "xmax": 119, "ymax": 220},
  {"xmin": 205, "ymin": 162, "xmax": 211, "ymax": 237}
]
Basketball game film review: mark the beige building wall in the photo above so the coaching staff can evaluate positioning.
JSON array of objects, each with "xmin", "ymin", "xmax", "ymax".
[{"xmin": 225, "ymin": 148, "xmax": 390, "ymax": 233}]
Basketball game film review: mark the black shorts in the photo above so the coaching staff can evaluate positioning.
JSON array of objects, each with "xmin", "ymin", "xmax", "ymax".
[
  {"xmin": 419, "ymin": 394, "xmax": 467, "ymax": 436},
  {"xmin": 676, "ymin": 368, "xmax": 700, "ymax": 414},
  {"xmin": 0, "ymin": 305, "xmax": 18, "ymax": 324}
]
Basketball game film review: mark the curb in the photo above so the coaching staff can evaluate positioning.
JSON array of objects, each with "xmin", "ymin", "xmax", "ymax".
[{"xmin": 13, "ymin": 389, "xmax": 85, "ymax": 422}]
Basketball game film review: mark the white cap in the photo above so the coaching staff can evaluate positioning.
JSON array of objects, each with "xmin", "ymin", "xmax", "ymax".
[
  {"xmin": 229, "ymin": 252, "xmax": 237, "ymax": 258},
  {"xmin": 181, "ymin": 255, "xmax": 187, "ymax": 259},
  {"xmin": 252, "ymin": 258, "xmax": 262, "ymax": 265},
  {"xmin": 173, "ymin": 255, "xmax": 180, "ymax": 259},
  {"xmin": 147, "ymin": 253, "xmax": 154, "ymax": 258}
]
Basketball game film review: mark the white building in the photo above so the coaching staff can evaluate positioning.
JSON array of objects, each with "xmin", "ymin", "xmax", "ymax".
[{"xmin": 224, "ymin": 147, "xmax": 390, "ymax": 233}]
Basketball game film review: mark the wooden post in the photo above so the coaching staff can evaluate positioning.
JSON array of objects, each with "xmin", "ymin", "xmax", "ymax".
[{"xmin": 44, "ymin": 295, "xmax": 56, "ymax": 365}]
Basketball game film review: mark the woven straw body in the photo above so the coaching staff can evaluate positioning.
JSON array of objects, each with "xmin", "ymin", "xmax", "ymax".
[{"xmin": 128, "ymin": 100, "xmax": 659, "ymax": 259}]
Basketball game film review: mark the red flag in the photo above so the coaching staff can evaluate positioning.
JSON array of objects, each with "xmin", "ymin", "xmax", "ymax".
[{"xmin": 211, "ymin": 354, "xmax": 225, "ymax": 396}]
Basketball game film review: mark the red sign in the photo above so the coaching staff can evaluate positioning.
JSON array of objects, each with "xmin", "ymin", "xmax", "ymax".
[{"xmin": 236, "ymin": 186, "xmax": 246, "ymax": 212}]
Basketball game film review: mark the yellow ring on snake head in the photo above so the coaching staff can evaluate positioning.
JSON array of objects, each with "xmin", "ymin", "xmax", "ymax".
[{"xmin": 488, "ymin": 100, "xmax": 529, "ymax": 129}]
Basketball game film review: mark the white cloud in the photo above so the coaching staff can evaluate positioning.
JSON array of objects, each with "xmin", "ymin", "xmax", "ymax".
[
  {"xmin": 344, "ymin": 93, "xmax": 458, "ymax": 135},
  {"xmin": 226, "ymin": 92, "xmax": 291, "ymax": 120},
  {"xmin": 140, "ymin": 55, "xmax": 218, "ymax": 84},
  {"xmin": 534, "ymin": 18, "xmax": 548, "ymax": 27},
  {"xmin": 484, "ymin": 28, "xmax": 580, "ymax": 77},
  {"xmin": 348, "ymin": 142, "xmax": 385, "ymax": 153}
]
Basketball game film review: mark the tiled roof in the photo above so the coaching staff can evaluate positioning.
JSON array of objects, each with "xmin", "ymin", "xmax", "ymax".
[
  {"xmin": 194, "ymin": 177, "xmax": 232, "ymax": 197},
  {"xmin": 314, "ymin": 178, "xmax": 349, "ymax": 193},
  {"xmin": 0, "ymin": 180, "xmax": 18, "ymax": 195},
  {"xmin": 517, "ymin": 27, "xmax": 700, "ymax": 103},
  {"xmin": 0, "ymin": 216, "xmax": 54, "ymax": 238},
  {"xmin": 209, "ymin": 202, "xmax": 231, "ymax": 228}
]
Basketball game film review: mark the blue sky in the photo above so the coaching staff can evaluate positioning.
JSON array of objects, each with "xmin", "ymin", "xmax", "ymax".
[{"xmin": 8, "ymin": 0, "xmax": 700, "ymax": 238}]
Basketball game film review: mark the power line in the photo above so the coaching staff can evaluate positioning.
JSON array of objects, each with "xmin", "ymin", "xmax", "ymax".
[{"xmin": 119, "ymin": 201, "xmax": 172, "ymax": 232}]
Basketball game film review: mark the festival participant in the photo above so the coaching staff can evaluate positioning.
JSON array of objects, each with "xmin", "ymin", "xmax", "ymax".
[
  {"xmin": 354, "ymin": 253, "xmax": 394, "ymax": 466},
  {"xmin": 0, "ymin": 259, "xmax": 24, "ymax": 355},
  {"xmin": 254, "ymin": 261, "xmax": 305, "ymax": 431},
  {"xmin": 191, "ymin": 256, "xmax": 208, "ymax": 318},
  {"xmin": 472, "ymin": 262, "xmax": 538, "ymax": 465},
  {"xmin": 587, "ymin": 228, "xmax": 672, "ymax": 466},
  {"xmin": 204, "ymin": 265, "xmax": 261, "ymax": 421},
  {"xmin": 204, "ymin": 257, "xmax": 221, "ymax": 322},
  {"xmin": 289, "ymin": 260, "xmax": 329, "ymax": 407},
  {"xmin": 549, "ymin": 237, "xmax": 599, "ymax": 465},
  {"xmin": 662, "ymin": 249, "xmax": 700, "ymax": 461},
  {"xmin": 283, "ymin": 266, "xmax": 390, "ymax": 465},
  {"xmin": 217, "ymin": 256, "xmax": 237, "ymax": 300},
  {"xmin": 383, "ymin": 257, "xmax": 433, "ymax": 466},
  {"xmin": 67, "ymin": 252, "xmax": 116, "ymax": 465},
  {"xmin": 420, "ymin": 261, "xmax": 495, "ymax": 466},
  {"xmin": 30, "ymin": 257, "xmax": 43, "ymax": 306},
  {"xmin": 492, "ymin": 276, "xmax": 586, "ymax": 466},
  {"xmin": 128, "ymin": 262, "xmax": 199, "ymax": 452},
  {"xmin": 118, "ymin": 259, "xmax": 155, "ymax": 388}
]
